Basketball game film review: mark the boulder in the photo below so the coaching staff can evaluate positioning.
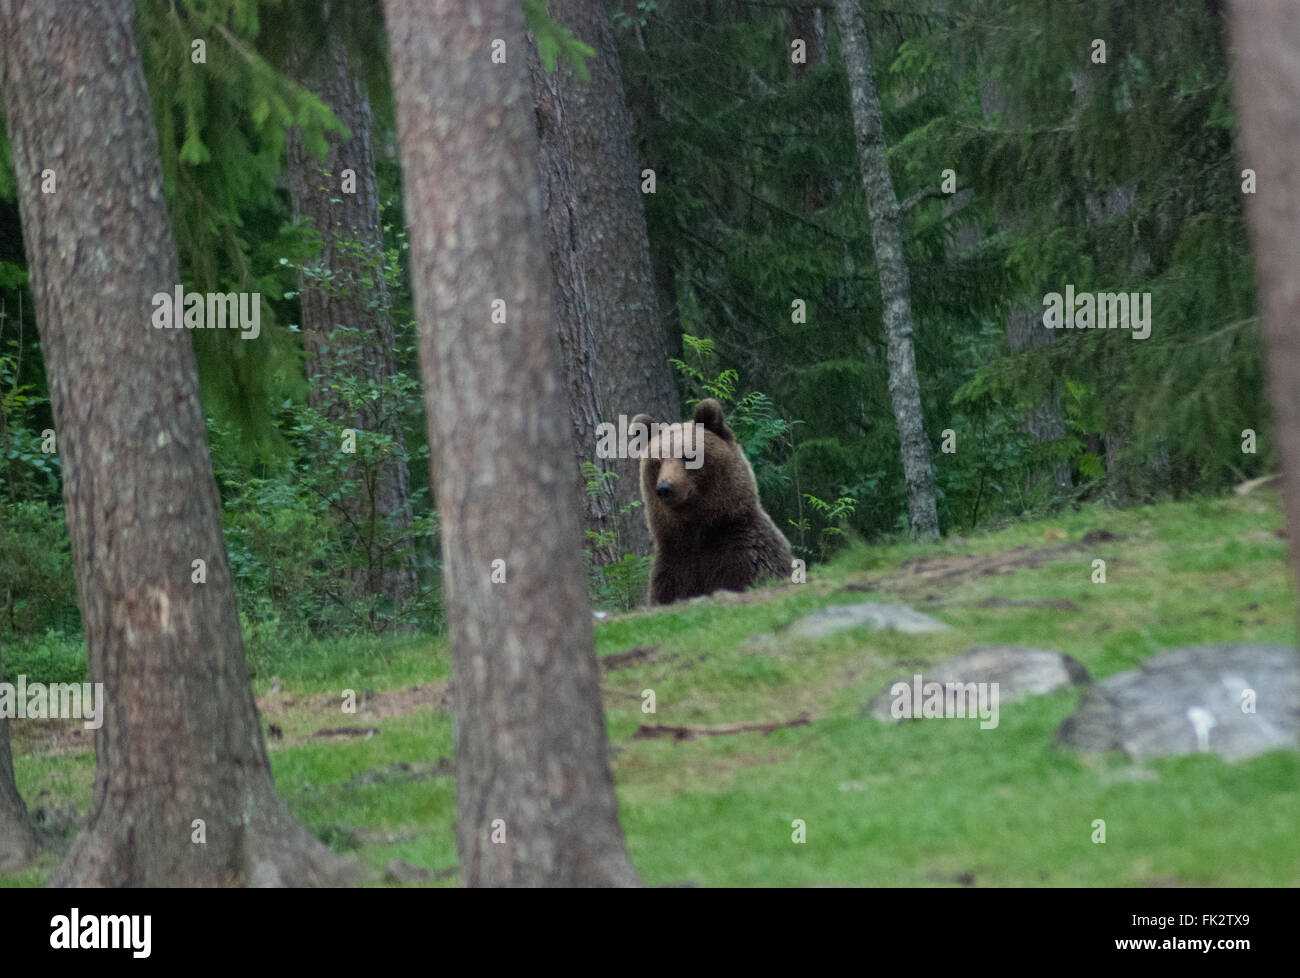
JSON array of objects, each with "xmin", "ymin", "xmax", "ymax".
[
  {"xmin": 1055, "ymin": 644, "xmax": 1300, "ymax": 762},
  {"xmin": 864, "ymin": 645, "xmax": 1089, "ymax": 723}
]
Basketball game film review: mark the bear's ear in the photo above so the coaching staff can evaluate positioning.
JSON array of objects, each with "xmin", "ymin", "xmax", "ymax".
[
  {"xmin": 693, "ymin": 399, "xmax": 733, "ymax": 441},
  {"xmin": 629, "ymin": 413, "xmax": 656, "ymax": 458}
]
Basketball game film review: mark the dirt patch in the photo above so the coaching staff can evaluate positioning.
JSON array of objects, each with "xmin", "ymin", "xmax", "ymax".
[
  {"xmin": 601, "ymin": 648, "xmax": 711, "ymax": 691},
  {"xmin": 259, "ymin": 681, "xmax": 450, "ymax": 719},
  {"xmin": 257, "ymin": 680, "xmax": 450, "ymax": 750},
  {"xmin": 8, "ymin": 718, "xmax": 91, "ymax": 759},
  {"xmin": 844, "ymin": 536, "xmax": 1125, "ymax": 598},
  {"xmin": 601, "ymin": 645, "xmax": 662, "ymax": 671},
  {"xmin": 1079, "ymin": 529, "xmax": 1121, "ymax": 544},
  {"xmin": 4, "ymin": 682, "xmax": 451, "ymax": 759}
]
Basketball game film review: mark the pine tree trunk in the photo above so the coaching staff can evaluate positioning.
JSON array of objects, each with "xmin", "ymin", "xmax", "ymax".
[
  {"xmin": 285, "ymin": 35, "xmax": 418, "ymax": 605},
  {"xmin": 1005, "ymin": 303, "xmax": 1072, "ymax": 491},
  {"xmin": 384, "ymin": 0, "xmax": 641, "ymax": 886},
  {"xmin": 0, "ymin": 0, "xmax": 351, "ymax": 886},
  {"xmin": 0, "ymin": 640, "xmax": 38, "ymax": 873},
  {"xmin": 1231, "ymin": 1, "xmax": 1300, "ymax": 607},
  {"xmin": 834, "ymin": 0, "xmax": 940, "ymax": 540},
  {"xmin": 1084, "ymin": 185, "xmax": 1156, "ymax": 502},
  {"xmin": 977, "ymin": 80, "xmax": 1072, "ymax": 493},
  {"xmin": 614, "ymin": 9, "xmax": 683, "ymax": 375},
  {"xmin": 550, "ymin": 0, "xmax": 680, "ymax": 561},
  {"xmin": 528, "ymin": 39, "xmax": 618, "ymax": 564},
  {"xmin": 1069, "ymin": 74, "xmax": 1159, "ymax": 501},
  {"xmin": 788, "ymin": 5, "xmax": 832, "ymax": 212},
  {"xmin": 788, "ymin": 4, "xmax": 829, "ymax": 79}
]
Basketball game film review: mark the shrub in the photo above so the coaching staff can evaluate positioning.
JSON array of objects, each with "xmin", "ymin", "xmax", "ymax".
[{"xmin": 0, "ymin": 501, "xmax": 78, "ymax": 638}]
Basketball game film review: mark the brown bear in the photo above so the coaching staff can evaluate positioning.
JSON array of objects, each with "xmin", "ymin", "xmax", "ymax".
[{"xmin": 631, "ymin": 399, "xmax": 793, "ymax": 605}]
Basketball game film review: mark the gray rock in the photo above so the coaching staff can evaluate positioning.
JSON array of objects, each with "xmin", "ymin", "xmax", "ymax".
[
  {"xmin": 864, "ymin": 645, "xmax": 1089, "ymax": 722},
  {"xmin": 786, "ymin": 601, "xmax": 951, "ymax": 640},
  {"xmin": 1055, "ymin": 644, "xmax": 1300, "ymax": 762}
]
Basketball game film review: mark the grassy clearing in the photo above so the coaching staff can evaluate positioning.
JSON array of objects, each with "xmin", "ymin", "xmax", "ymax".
[{"xmin": 4, "ymin": 491, "xmax": 1298, "ymax": 886}]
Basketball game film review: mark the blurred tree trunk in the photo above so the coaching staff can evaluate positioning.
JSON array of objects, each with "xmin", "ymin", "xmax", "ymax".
[
  {"xmin": 0, "ymin": 640, "xmax": 38, "ymax": 873},
  {"xmin": 1005, "ymin": 303, "xmax": 1073, "ymax": 492},
  {"xmin": 975, "ymin": 81, "xmax": 1071, "ymax": 495},
  {"xmin": 835, "ymin": 0, "xmax": 940, "ymax": 539},
  {"xmin": 550, "ymin": 0, "xmax": 679, "ymax": 561},
  {"xmin": 285, "ymin": 34, "xmax": 418, "ymax": 605},
  {"xmin": 528, "ymin": 39, "xmax": 618, "ymax": 565},
  {"xmin": 384, "ymin": 0, "xmax": 641, "ymax": 886},
  {"xmin": 788, "ymin": 4, "xmax": 828, "ymax": 79},
  {"xmin": 0, "ymin": 0, "xmax": 350, "ymax": 886},
  {"xmin": 1070, "ymin": 73, "xmax": 1161, "ymax": 501},
  {"xmin": 614, "ymin": 3, "xmax": 682, "ymax": 385},
  {"xmin": 1232, "ymin": 1, "xmax": 1300, "ymax": 603},
  {"xmin": 788, "ymin": 5, "xmax": 832, "ymax": 212}
]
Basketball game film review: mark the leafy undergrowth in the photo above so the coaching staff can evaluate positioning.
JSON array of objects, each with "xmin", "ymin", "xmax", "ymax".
[{"xmin": 4, "ymin": 492, "xmax": 1299, "ymax": 886}]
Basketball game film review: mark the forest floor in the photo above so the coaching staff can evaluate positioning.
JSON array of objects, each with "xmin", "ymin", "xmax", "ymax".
[{"xmin": 4, "ymin": 491, "xmax": 1299, "ymax": 886}]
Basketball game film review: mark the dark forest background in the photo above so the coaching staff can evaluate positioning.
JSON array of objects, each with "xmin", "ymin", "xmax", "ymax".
[{"xmin": 0, "ymin": 0, "xmax": 1265, "ymax": 641}]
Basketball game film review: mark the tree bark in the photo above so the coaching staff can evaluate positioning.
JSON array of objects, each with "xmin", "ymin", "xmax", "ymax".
[
  {"xmin": 383, "ymin": 0, "xmax": 641, "ymax": 886},
  {"xmin": 285, "ymin": 34, "xmax": 418, "ymax": 604},
  {"xmin": 528, "ymin": 38, "xmax": 618, "ymax": 563},
  {"xmin": 1231, "ymin": 1, "xmax": 1300, "ymax": 606},
  {"xmin": 0, "ymin": 639, "xmax": 38, "ymax": 873},
  {"xmin": 0, "ymin": 0, "xmax": 351, "ymax": 886},
  {"xmin": 834, "ymin": 0, "xmax": 940, "ymax": 539},
  {"xmin": 550, "ymin": 0, "xmax": 680, "ymax": 560}
]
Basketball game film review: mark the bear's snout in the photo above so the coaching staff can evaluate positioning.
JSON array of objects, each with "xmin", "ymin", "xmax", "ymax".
[{"xmin": 656, "ymin": 480, "xmax": 675, "ymax": 500}]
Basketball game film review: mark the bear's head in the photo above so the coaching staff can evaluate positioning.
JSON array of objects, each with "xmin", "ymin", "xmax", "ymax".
[{"xmin": 631, "ymin": 399, "xmax": 758, "ymax": 520}]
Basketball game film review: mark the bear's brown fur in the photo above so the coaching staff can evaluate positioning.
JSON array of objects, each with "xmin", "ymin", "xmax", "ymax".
[{"xmin": 631, "ymin": 399, "xmax": 793, "ymax": 605}]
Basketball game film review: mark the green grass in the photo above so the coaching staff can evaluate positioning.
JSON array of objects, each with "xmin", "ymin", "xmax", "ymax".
[{"xmin": 4, "ymin": 491, "xmax": 1299, "ymax": 886}]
